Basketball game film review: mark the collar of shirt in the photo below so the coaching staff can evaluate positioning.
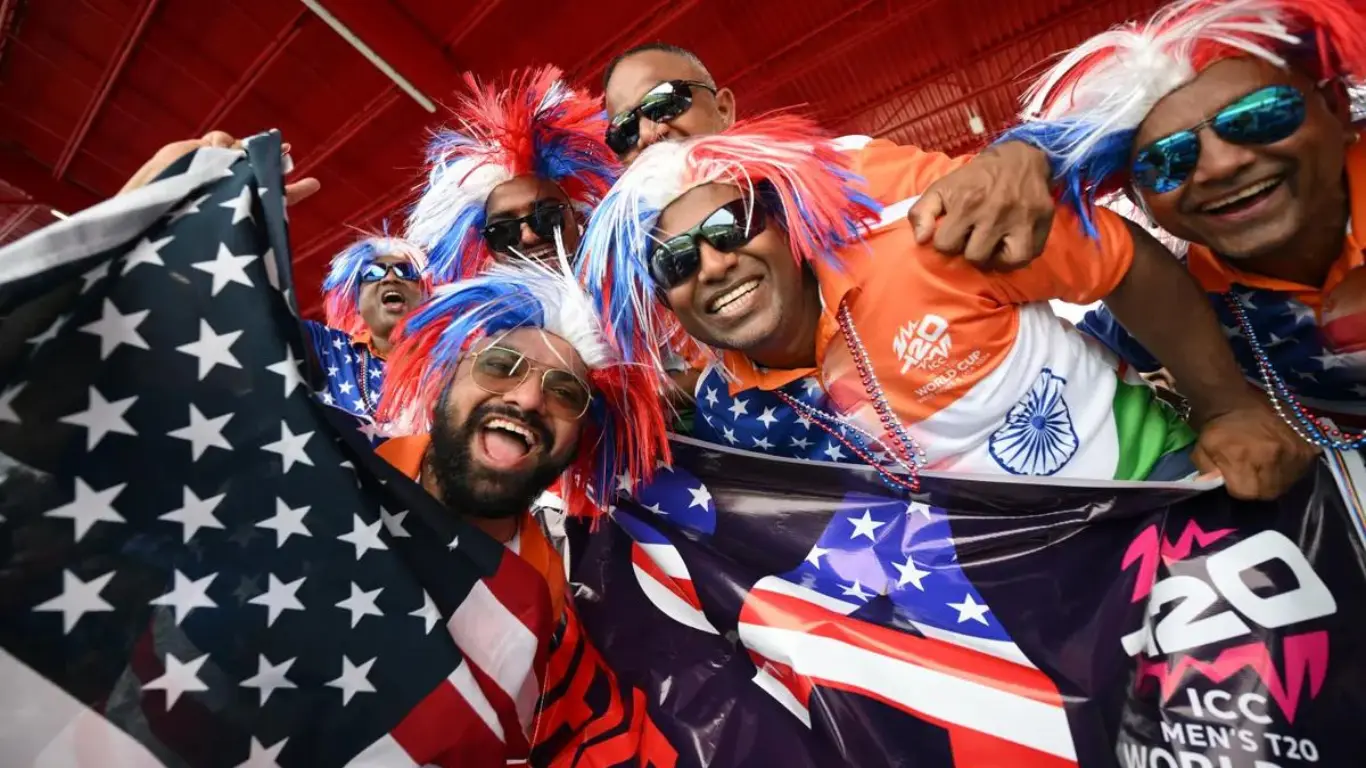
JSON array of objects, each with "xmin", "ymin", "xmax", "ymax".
[
  {"xmin": 1185, "ymin": 140, "xmax": 1366, "ymax": 307},
  {"xmin": 350, "ymin": 328, "xmax": 386, "ymax": 360},
  {"xmin": 719, "ymin": 268, "xmax": 854, "ymax": 396}
]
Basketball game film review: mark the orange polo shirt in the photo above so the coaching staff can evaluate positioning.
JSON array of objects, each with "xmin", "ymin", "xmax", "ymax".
[{"xmin": 376, "ymin": 434, "xmax": 568, "ymax": 620}]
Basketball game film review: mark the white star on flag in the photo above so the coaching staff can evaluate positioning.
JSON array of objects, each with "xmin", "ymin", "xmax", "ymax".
[
  {"xmin": 336, "ymin": 582, "xmax": 384, "ymax": 628},
  {"xmin": 192, "ymin": 243, "xmax": 257, "ymax": 296},
  {"xmin": 947, "ymin": 593, "xmax": 992, "ymax": 625},
  {"xmin": 177, "ymin": 319, "xmax": 244, "ymax": 380},
  {"xmin": 45, "ymin": 478, "xmax": 126, "ymax": 542},
  {"xmin": 159, "ymin": 487, "xmax": 227, "ymax": 542},
  {"xmin": 822, "ymin": 443, "xmax": 846, "ymax": 462},
  {"xmin": 79, "ymin": 260, "xmax": 113, "ymax": 292},
  {"xmin": 337, "ymin": 514, "xmax": 389, "ymax": 560},
  {"xmin": 892, "ymin": 555, "xmax": 930, "ymax": 590},
  {"xmin": 790, "ymin": 436, "xmax": 811, "ymax": 450},
  {"xmin": 0, "ymin": 383, "xmax": 20, "ymax": 424},
  {"xmin": 235, "ymin": 736, "xmax": 288, "ymax": 768},
  {"xmin": 795, "ymin": 413, "xmax": 814, "ymax": 430},
  {"xmin": 721, "ymin": 426, "xmax": 738, "ymax": 445},
  {"xmin": 327, "ymin": 656, "xmax": 377, "ymax": 705},
  {"xmin": 79, "ymin": 298, "xmax": 150, "ymax": 360},
  {"xmin": 59, "ymin": 386, "xmax": 138, "ymax": 450},
  {"xmin": 266, "ymin": 346, "xmax": 306, "ymax": 396},
  {"xmin": 704, "ymin": 388, "xmax": 719, "ymax": 407},
  {"xmin": 379, "ymin": 508, "xmax": 411, "ymax": 538},
  {"xmin": 256, "ymin": 499, "xmax": 312, "ymax": 547},
  {"xmin": 846, "ymin": 509, "xmax": 885, "ymax": 541},
  {"xmin": 240, "ymin": 655, "xmax": 298, "ymax": 706},
  {"xmin": 337, "ymin": 381, "xmax": 354, "ymax": 396},
  {"xmin": 168, "ymin": 193, "xmax": 210, "ymax": 224},
  {"xmin": 167, "ymin": 404, "xmax": 233, "ymax": 461},
  {"xmin": 261, "ymin": 422, "xmax": 314, "ymax": 472},
  {"xmin": 752, "ymin": 436, "xmax": 773, "ymax": 450},
  {"xmin": 804, "ymin": 545, "xmax": 830, "ymax": 567},
  {"xmin": 756, "ymin": 407, "xmax": 780, "ymax": 429},
  {"xmin": 28, "ymin": 313, "xmax": 68, "ymax": 347},
  {"xmin": 34, "ymin": 570, "xmax": 116, "ymax": 633},
  {"xmin": 727, "ymin": 398, "xmax": 749, "ymax": 419},
  {"xmin": 410, "ymin": 592, "xmax": 440, "ymax": 634},
  {"xmin": 219, "ymin": 185, "xmax": 255, "ymax": 225},
  {"xmin": 840, "ymin": 580, "xmax": 872, "ymax": 601},
  {"xmin": 149, "ymin": 570, "xmax": 218, "ymax": 625},
  {"xmin": 249, "ymin": 575, "xmax": 306, "ymax": 627},
  {"xmin": 122, "ymin": 235, "xmax": 174, "ymax": 274},
  {"xmin": 687, "ymin": 484, "xmax": 713, "ymax": 510},
  {"xmin": 615, "ymin": 473, "xmax": 634, "ymax": 493},
  {"xmin": 143, "ymin": 652, "xmax": 210, "ymax": 710}
]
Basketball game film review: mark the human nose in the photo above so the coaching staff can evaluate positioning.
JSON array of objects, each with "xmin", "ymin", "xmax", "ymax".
[
  {"xmin": 1189, "ymin": 128, "xmax": 1259, "ymax": 187},
  {"xmin": 500, "ymin": 369, "xmax": 547, "ymax": 413},
  {"xmin": 695, "ymin": 240, "xmax": 738, "ymax": 283}
]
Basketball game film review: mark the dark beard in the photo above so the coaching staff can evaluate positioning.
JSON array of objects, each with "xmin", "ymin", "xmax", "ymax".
[{"xmin": 425, "ymin": 402, "xmax": 573, "ymax": 520}]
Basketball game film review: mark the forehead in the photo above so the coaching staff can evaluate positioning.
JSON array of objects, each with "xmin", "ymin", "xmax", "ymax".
[
  {"xmin": 656, "ymin": 183, "xmax": 743, "ymax": 237},
  {"xmin": 373, "ymin": 252, "xmax": 413, "ymax": 266},
  {"xmin": 473, "ymin": 327, "xmax": 588, "ymax": 377},
  {"xmin": 1136, "ymin": 57, "xmax": 1298, "ymax": 144},
  {"xmin": 485, "ymin": 176, "xmax": 568, "ymax": 219},
  {"xmin": 606, "ymin": 50, "xmax": 705, "ymax": 113}
]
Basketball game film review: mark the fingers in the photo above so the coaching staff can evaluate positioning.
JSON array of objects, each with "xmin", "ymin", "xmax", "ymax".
[
  {"xmin": 908, "ymin": 191, "xmax": 945, "ymax": 244},
  {"xmin": 961, "ymin": 222, "xmax": 1005, "ymax": 267},
  {"xmin": 201, "ymin": 131, "xmax": 237, "ymax": 149},
  {"xmin": 284, "ymin": 177, "xmax": 321, "ymax": 207}
]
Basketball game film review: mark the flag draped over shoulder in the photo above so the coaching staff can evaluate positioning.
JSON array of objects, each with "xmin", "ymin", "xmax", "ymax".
[
  {"xmin": 558, "ymin": 438, "xmax": 1366, "ymax": 767},
  {"xmin": 0, "ymin": 132, "xmax": 559, "ymax": 767}
]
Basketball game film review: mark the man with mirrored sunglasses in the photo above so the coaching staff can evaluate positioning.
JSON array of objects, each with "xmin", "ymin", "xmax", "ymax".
[
  {"xmin": 309, "ymin": 234, "xmax": 430, "ymax": 426},
  {"xmin": 991, "ymin": 0, "xmax": 1366, "ymax": 448},
  {"xmin": 405, "ymin": 65, "xmax": 618, "ymax": 285},
  {"xmin": 582, "ymin": 114, "xmax": 1318, "ymax": 500}
]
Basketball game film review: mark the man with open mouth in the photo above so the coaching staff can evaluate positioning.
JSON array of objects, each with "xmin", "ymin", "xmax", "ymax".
[
  {"xmin": 987, "ymin": 0, "xmax": 1366, "ymax": 446},
  {"xmin": 371, "ymin": 261, "xmax": 669, "ymax": 621},
  {"xmin": 580, "ymin": 115, "xmax": 1318, "ymax": 500},
  {"xmin": 308, "ymin": 235, "xmax": 430, "ymax": 426},
  {"xmin": 404, "ymin": 65, "xmax": 618, "ymax": 283}
]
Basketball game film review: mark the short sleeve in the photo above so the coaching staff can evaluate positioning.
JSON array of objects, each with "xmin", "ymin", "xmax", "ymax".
[
  {"xmin": 988, "ymin": 205, "xmax": 1136, "ymax": 306},
  {"xmin": 845, "ymin": 139, "xmax": 974, "ymax": 203}
]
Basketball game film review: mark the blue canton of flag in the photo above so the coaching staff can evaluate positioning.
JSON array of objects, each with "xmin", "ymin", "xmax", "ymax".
[{"xmin": 691, "ymin": 365, "xmax": 871, "ymax": 464}]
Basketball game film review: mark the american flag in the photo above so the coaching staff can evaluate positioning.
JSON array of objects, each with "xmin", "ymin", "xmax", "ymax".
[
  {"xmin": 691, "ymin": 366, "xmax": 870, "ymax": 464},
  {"xmin": 603, "ymin": 439, "xmax": 1077, "ymax": 767},
  {"xmin": 0, "ymin": 132, "xmax": 557, "ymax": 767}
]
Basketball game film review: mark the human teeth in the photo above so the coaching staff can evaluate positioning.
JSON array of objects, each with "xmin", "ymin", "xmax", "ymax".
[
  {"xmin": 1204, "ymin": 178, "xmax": 1279, "ymax": 211},
  {"xmin": 486, "ymin": 418, "xmax": 536, "ymax": 446},
  {"xmin": 710, "ymin": 280, "xmax": 758, "ymax": 312}
]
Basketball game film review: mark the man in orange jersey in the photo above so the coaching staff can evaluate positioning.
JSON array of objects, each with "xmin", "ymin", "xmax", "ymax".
[{"xmin": 580, "ymin": 116, "xmax": 1317, "ymax": 499}]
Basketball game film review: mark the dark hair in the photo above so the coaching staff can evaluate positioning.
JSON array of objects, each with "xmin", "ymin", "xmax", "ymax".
[{"xmin": 603, "ymin": 42, "xmax": 715, "ymax": 93}]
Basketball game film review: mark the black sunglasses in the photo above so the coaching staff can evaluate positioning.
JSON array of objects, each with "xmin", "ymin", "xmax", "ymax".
[
  {"xmin": 606, "ymin": 79, "xmax": 717, "ymax": 156},
  {"xmin": 360, "ymin": 261, "xmax": 421, "ymax": 283},
  {"xmin": 481, "ymin": 202, "xmax": 569, "ymax": 255},
  {"xmin": 649, "ymin": 199, "xmax": 766, "ymax": 289},
  {"xmin": 1132, "ymin": 84, "xmax": 1307, "ymax": 194}
]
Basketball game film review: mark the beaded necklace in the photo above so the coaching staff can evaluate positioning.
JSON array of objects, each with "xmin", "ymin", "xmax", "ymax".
[
  {"xmin": 1224, "ymin": 294, "xmax": 1365, "ymax": 450},
  {"xmin": 769, "ymin": 302, "xmax": 929, "ymax": 493}
]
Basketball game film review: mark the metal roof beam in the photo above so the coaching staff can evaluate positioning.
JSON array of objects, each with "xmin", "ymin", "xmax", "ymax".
[
  {"xmin": 52, "ymin": 0, "xmax": 161, "ymax": 180},
  {"xmin": 195, "ymin": 8, "xmax": 310, "ymax": 135},
  {"xmin": 0, "ymin": 145, "xmax": 101, "ymax": 212}
]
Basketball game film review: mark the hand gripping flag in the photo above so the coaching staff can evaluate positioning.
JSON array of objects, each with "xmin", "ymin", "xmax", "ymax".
[{"xmin": 0, "ymin": 132, "xmax": 564, "ymax": 767}]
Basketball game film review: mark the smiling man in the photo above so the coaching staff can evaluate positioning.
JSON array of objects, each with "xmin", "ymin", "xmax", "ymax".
[
  {"xmin": 582, "ymin": 115, "xmax": 1318, "ymax": 499},
  {"xmin": 308, "ymin": 235, "xmax": 429, "ymax": 421},
  {"xmin": 374, "ymin": 262, "xmax": 668, "ymax": 615},
  {"xmin": 995, "ymin": 0, "xmax": 1366, "ymax": 441},
  {"xmin": 405, "ymin": 65, "xmax": 619, "ymax": 284}
]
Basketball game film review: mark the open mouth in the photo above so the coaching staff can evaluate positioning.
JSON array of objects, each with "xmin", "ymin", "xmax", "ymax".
[
  {"xmin": 706, "ymin": 277, "xmax": 761, "ymax": 317},
  {"xmin": 476, "ymin": 415, "xmax": 542, "ymax": 469},
  {"xmin": 513, "ymin": 243, "xmax": 558, "ymax": 262},
  {"xmin": 380, "ymin": 289, "xmax": 408, "ymax": 312},
  {"xmin": 1199, "ymin": 177, "xmax": 1283, "ymax": 216}
]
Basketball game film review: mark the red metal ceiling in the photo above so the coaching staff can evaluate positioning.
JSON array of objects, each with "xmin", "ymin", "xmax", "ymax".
[{"xmin": 0, "ymin": 0, "xmax": 1165, "ymax": 318}]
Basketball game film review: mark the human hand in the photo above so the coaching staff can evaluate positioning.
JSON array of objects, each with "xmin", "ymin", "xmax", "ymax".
[
  {"xmin": 118, "ymin": 131, "xmax": 320, "ymax": 206},
  {"xmin": 1192, "ymin": 402, "xmax": 1319, "ymax": 500},
  {"xmin": 908, "ymin": 141, "xmax": 1054, "ymax": 271}
]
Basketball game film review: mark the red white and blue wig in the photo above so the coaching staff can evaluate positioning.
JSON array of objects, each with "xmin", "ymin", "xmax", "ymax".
[
  {"xmin": 322, "ymin": 234, "xmax": 429, "ymax": 335},
  {"xmin": 377, "ymin": 257, "xmax": 669, "ymax": 519},
  {"xmin": 576, "ymin": 114, "xmax": 882, "ymax": 374},
  {"xmin": 405, "ymin": 65, "xmax": 620, "ymax": 285},
  {"xmin": 997, "ymin": 0, "xmax": 1366, "ymax": 236}
]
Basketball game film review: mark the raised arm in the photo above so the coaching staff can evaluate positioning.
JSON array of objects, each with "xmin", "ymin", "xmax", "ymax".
[{"xmin": 1103, "ymin": 221, "xmax": 1318, "ymax": 498}]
